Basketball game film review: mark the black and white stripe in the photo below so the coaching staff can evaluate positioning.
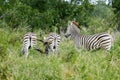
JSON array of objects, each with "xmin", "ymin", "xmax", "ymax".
[
  {"xmin": 43, "ymin": 32, "xmax": 61, "ymax": 54},
  {"xmin": 65, "ymin": 21, "xmax": 113, "ymax": 51},
  {"xmin": 22, "ymin": 32, "xmax": 37, "ymax": 58}
]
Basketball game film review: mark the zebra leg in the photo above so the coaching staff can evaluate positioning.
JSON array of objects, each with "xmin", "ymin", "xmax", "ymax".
[
  {"xmin": 22, "ymin": 47, "xmax": 29, "ymax": 58},
  {"xmin": 74, "ymin": 44, "xmax": 80, "ymax": 51},
  {"xmin": 56, "ymin": 48, "xmax": 60, "ymax": 56},
  {"xmin": 25, "ymin": 51, "xmax": 29, "ymax": 58},
  {"xmin": 55, "ymin": 46, "xmax": 59, "ymax": 54},
  {"xmin": 50, "ymin": 48, "xmax": 54, "ymax": 54},
  {"xmin": 45, "ymin": 47, "xmax": 49, "ymax": 54},
  {"xmin": 34, "ymin": 47, "xmax": 44, "ymax": 54},
  {"xmin": 49, "ymin": 45, "xmax": 54, "ymax": 54}
]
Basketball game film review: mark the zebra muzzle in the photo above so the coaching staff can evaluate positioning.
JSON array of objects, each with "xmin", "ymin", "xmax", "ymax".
[{"xmin": 65, "ymin": 34, "xmax": 71, "ymax": 38}]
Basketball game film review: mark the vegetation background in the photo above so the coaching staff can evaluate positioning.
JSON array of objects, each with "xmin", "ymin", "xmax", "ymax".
[{"xmin": 0, "ymin": 0, "xmax": 120, "ymax": 80}]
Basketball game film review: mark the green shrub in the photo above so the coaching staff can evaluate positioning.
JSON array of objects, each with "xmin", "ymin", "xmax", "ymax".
[{"xmin": 86, "ymin": 3, "xmax": 116, "ymax": 34}]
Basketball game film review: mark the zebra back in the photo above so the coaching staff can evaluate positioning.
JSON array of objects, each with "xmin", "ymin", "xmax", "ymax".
[
  {"xmin": 43, "ymin": 32, "xmax": 61, "ymax": 54},
  {"xmin": 22, "ymin": 32, "xmax": 37, "ymax": 57},
  {"xmin": 23, "ymin": 32, "xmax": 37, "ymax": 48},
  {"xmin": 82, "ymin": 33, "xmax": 113, "ymax": 51}
]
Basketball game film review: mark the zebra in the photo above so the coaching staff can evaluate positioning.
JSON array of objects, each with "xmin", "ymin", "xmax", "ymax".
[
  {"xmin": 22, "ymin": 32, "xmax": 38, "ymax": 58},
  {"xmin": 65, "ymin": 21, "xmax": 113, "ymax": 51},
  {"xmin": 43, "ymin": 32, "xmax": 61, "ymax": 54}
]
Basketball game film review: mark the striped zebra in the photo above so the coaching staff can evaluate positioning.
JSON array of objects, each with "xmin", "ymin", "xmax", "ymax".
[
  {"xmin": 22, "ymin": 32, "xmax": 37, "ymax": 58},
  {"xmin": 43, "ymin": 32, "xmax": 61, "ymax": 54},
  {"xmin": 65, "ymin": 21, "xmax": 113, "ymax": 51}
]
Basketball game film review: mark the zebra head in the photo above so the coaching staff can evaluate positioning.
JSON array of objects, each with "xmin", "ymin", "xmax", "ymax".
[
  {"xmin": 43, "ymin": 37, "xmax": 53, "ymax": 46},
  {"xmin": 65, "ymin": 21, "xmax": 72, "ymax": 38},
  {"xmin": 65, "ymin": 21, "xmax": 80, "ymax": 38}
]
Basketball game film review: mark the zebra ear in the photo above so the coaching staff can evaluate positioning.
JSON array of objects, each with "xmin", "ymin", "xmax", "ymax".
[
  {"xmin": 44, "ymin": 37, "xmax": 46, "ymax": 40},
  {"xmin": 72, "ymin": 21, "xmax": 80, "ymax": 29},
  {"xmin": 68, "ymin": 21, "xmax": 72, "ymax": 26}
]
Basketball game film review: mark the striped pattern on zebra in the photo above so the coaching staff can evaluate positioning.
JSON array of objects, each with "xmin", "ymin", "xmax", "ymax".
[
  {"xmin": 65, "ymin": 21, "xmax": 113, "ymax": 51},
  {"xmin": 22, "ymin": 32, "xmax": 37, "ymax": 58},
  {"xmin": 43, "ymin": 32, "xmax": 61, "ymax": 54}
]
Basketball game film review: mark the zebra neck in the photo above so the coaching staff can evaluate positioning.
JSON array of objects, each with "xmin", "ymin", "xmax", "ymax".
[
  {"xmin": 71, "ymin": 32, "xmax": 81, "ymax": 40},
  {"xmin": 71, "ymin": 33, "xmax": 84, "ymax": 46}
]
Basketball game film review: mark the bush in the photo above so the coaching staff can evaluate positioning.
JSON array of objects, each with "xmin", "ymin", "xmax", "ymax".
[
  {"xmin": 86, "ymin": 3, "xmax": 116, "ymax": 34},
  {"xmin": 3, "ymin": 2, "xmax": 40, "ymax": 30}
]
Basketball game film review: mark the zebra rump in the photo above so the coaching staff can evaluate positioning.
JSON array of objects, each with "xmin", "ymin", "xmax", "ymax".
[
  {"xmin": 65, "ymin": 21, "xmax": 113, "ymax": 51},
  {"xmin": 22, "ymin": 32, "xmax": 37, "ymax": 57},
  {"xmin": 43, "ymin": 32, "xmax": 61, "ymax": 54}
]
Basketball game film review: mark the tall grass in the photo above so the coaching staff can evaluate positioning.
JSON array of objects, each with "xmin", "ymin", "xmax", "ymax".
[{"xmin": 0, "ymin": 28, "xmax": 120, "ymax": 80}]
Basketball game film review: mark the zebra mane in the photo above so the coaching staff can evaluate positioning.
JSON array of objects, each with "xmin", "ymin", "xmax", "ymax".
[
  {"xmin": 68, "ymin": 21, "xmax": 80, "ymax": 34},
  {"xmin": 72, "ymin": 21, "xmax": 80, "ymax": 28}
]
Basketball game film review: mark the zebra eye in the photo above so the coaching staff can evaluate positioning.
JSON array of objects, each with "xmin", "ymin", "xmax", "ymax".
[{"xmin": 44, "ymin": 37, "xmax": 46, "ymax": 40}]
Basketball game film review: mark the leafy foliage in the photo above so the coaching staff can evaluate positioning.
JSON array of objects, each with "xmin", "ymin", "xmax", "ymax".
[
  {"xmin": 0, "ymin": 0, "xmax": 120, "ymax": 79},
  {"xmin": 112, "ymin": 0, "xmax": 120, "ymax": 30},
  {"xmin": 0, "ymin": 0, "xmax": 118, "ymax": 33}
]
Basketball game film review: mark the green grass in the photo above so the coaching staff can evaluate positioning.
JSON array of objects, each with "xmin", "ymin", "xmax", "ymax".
[{"xmin": 0, "ymin": 28, "xmax": 120, "ymax": 80}]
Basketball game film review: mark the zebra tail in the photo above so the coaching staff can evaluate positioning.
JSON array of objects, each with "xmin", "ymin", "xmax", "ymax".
[
  {"xmin": 35, "ymin": 47, "xmax": 44, "ymax": 54},
  {"xmin": 37, "ymin": 39, "xmax": 44, "ymax": 43}
]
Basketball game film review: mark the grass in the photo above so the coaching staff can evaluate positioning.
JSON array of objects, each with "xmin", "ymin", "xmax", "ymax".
[{"xmin": 0, "ymin": 28, "xmax": 120, "ymax": 80}]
